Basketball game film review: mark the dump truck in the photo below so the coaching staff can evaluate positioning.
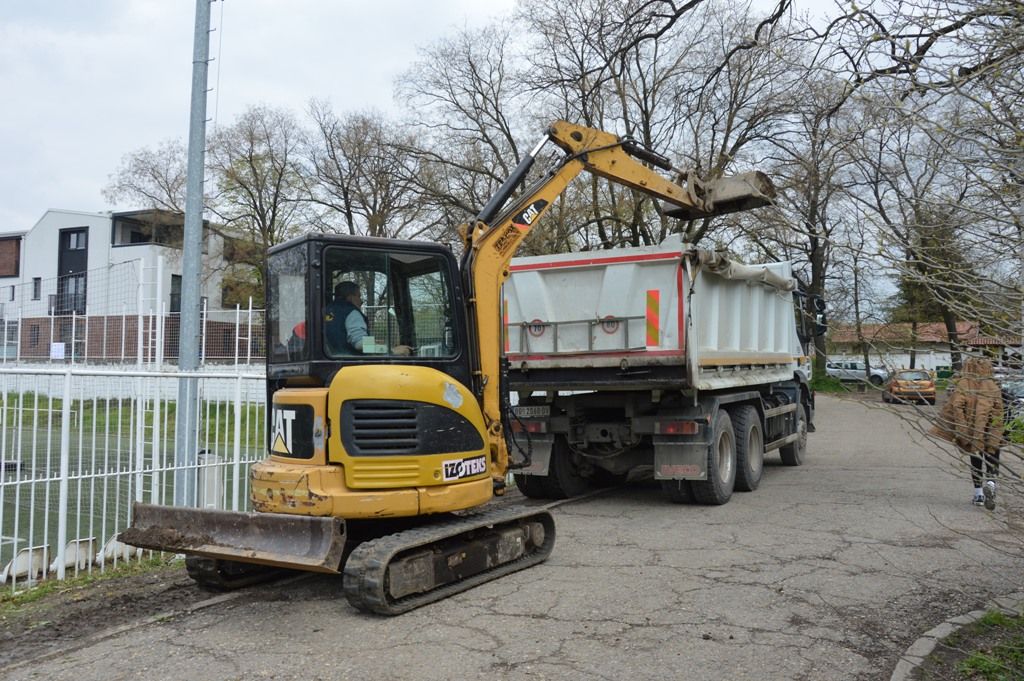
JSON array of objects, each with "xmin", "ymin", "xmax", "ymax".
[
  {"xmin": 506, "ymin": 239, "xmax": 819, "ymax": 503},
  {"xmin": 120, "ymin": 121, "xmax": 777, "ymax": 614}
]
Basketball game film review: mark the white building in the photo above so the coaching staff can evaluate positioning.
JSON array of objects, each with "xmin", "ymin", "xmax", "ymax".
[{"xmin": 0, "ymin": 209, "xmax": 261, "ymax": 363}]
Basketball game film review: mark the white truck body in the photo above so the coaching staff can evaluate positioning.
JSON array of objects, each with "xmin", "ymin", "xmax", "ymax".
[
  {"xmin": 504, "ymin": 237, "xmax": 815, "ymax": 503},
  {"xmin": 504, "ymin": 236, "xmax": 806, "ymax": 391}
]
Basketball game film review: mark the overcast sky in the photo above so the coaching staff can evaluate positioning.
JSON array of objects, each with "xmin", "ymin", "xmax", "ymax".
[
  {"xmin": 1, "ymin": 0, "xmax": 804, "ymax": 234},
  {"xmin": 0, "ymin": 0, "xmax": 517, "ymax": 231}
]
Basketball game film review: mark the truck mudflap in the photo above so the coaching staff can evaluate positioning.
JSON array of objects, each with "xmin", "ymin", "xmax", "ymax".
[
  {"xmin": 343, "ymin": 505, "xmax": 556, "ymax": 615},
  {"xmin": 119, "ymin": 502, "xmax": 347, "ymax": 574}
]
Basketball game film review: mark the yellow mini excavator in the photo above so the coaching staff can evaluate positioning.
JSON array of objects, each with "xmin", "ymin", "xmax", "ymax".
[{"xmin": 120, "ymin": 121, "xmax": 775, "ymax": 614}]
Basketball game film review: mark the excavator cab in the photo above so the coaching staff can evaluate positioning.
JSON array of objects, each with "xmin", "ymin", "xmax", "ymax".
[
  {"xmin": 266, "ymin": 235, "xmax": 472, "ymax": 390},
  {"xmin": 256, "ymin": 234, "xmax": 498, "ymax": 515}
]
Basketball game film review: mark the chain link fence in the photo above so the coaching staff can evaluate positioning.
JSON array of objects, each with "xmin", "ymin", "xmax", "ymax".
[{"xmin": 0, "ymin": 260, "xmax": 265, "ymax": 367}]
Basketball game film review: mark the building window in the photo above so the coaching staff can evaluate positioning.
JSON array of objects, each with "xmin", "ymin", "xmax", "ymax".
[
  {"xmin": 32, "ymin": 277, "xmax": 41, "ymax": 300},
  {"xmin": 0, "ymin": 236, "xmax": 20, "ymax": 277},
  {"xmin": 55, "ymin": 273, "xmax": 86, "ymax": 315},
  {"xmin": 67, "ymin": 231, "xmax": 87, "ymax": 250},
  {"xmin": 170, "ymin": 275, "xmax": 182, "ymax": 313},
  {"xmin": 30, "ymin": 325, "xmax": 40, "ymax": 346},
  {"xmin": 7, "ymin": 285, "xmax": 13, "ymax": 302}
]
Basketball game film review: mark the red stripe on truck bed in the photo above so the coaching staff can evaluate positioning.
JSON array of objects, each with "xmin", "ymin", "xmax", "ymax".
[
  {"xmin": 506, "ymin": 350, "xmax": 686, "ymax": 360},
  {"xmin": 508, "ymin": 252, "xmax": 681, "ymax": 272}
]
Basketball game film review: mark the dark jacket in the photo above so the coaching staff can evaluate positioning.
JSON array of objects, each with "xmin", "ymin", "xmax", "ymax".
[{"xmin": 325, "ymin": 299, "xmax": 367, "ymax": 355}]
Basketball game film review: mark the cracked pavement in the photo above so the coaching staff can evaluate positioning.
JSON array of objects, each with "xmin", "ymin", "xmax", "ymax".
[{"xmin": 5, "ymin": 394, "xmax": 1023, "ymax": 681}]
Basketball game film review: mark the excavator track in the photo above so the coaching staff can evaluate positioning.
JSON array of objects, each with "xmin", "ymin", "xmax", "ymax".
[{"xmin": 342, "ymin": 505, "xmax": 556, "ymax": 615}]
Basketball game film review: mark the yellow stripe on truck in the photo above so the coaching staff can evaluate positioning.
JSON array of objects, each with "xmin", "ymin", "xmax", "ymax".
[{"xmin": 646, "ymin": 289, "xmax": 660, "ymax": 347}]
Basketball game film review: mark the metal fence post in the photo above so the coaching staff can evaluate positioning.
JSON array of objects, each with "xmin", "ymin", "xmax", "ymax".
[
  {"xmin": 136, "ymin": 258, "xmax": 145, "ymax": 367},
  {"xmin": 155, "ymin": 256, "xmax": 165, "ymax": 368},
  {"xmin": 84, "ymin": 304, "xmax": 90, "ymax": 365},
  {"xmin": 246, "ymin": 297, "xmax": 253, "ymax": 366},
  {"xmin": 200, "ymin": 297, "xmax": 208, "ymax": 364},
  {"xmin": 234, "ymin": 304, "xmax": 241, "ymax": 366},
  {"xmin": 232, "ymin": 374, "xmax": 243, "ymax": 511},
  {"xmin": 56, "ymin": 367, "xmax": 72, "ymax": 580}
]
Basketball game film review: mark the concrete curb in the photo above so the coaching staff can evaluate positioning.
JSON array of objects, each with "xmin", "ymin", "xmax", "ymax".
[{"xmin": 890, "ymin": 591, "xmax": 1024, "ymax": 681}]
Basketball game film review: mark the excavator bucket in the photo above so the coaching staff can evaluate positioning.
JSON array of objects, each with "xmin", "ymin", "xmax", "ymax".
[
  {"xmin": 119, "ymin": 502, "xmax": 346, "ymax": 573},
  {"xmin": 663, "ymin": 171, "xmax": 777, "ymax": 220}
]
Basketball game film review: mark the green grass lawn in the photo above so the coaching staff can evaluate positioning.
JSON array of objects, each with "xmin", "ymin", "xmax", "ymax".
[
  {"xmin": 1, "ymin": 393, "xmax": 264, "ymax": 449},
  {"xmin": 952, "ymin": 610, "xmax": 1024, "ymax": 681}
]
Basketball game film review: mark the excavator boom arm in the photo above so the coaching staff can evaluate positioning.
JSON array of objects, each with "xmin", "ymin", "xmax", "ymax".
[{"xmin": 463, "ymin": 121, "xmax": 776, "ymax": 481}]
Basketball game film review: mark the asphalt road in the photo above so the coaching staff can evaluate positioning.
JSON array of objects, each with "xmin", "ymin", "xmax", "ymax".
[{"xmin": 5, "ymin": 394, "xmax": 1023, "ymax": 681}]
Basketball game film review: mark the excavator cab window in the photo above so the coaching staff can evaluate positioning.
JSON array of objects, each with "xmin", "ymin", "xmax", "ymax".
[
  {"xmin": 322, "ymin": 246, "xmax": 458, "ymax": 359},
  {"xmin": 267, "ymin": 244, "xmax": 310, "ymax": 363}
]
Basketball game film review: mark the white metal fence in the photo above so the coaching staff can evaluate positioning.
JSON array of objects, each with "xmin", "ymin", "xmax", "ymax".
[{"xmin": 0, "ymin": 366, "xmax": 266, "ymax": 591}]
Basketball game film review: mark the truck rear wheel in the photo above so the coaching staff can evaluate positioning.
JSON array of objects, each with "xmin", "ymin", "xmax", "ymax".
[
  {"xmin": 543, "ymin": 435, "xmax": 590, "ymax": 499},
  {"xmin": 690, "ymin": 409, "xmax": 736, "ymax": 505},
  {"xmin": 513, "ymin": 472, "xmax": 551, "ymax": 499},
  {"xmin": 779, "ymin": 403, "xmax": 807, "ymax": 466},
  {"xmin": 513, "ymin": 436, "xmax": 591, "ymax": 499},
  {"xmin": 731, "ymin": 406, "xmax": 764, "ymax": 492}
]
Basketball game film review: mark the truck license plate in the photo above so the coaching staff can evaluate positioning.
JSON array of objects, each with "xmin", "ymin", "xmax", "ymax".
[{"xmin": 513, "ymin": 405, "xmax": 550, "ymax": 418}]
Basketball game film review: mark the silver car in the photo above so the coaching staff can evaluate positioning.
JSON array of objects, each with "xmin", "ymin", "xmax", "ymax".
[{"xmin": 826, "ymin": 360, "xmax": 889, "ymax": 386}]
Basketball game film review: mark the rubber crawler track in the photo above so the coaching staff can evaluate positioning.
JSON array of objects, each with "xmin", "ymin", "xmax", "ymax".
[{"xmin": 342, "ymin": 505, "xmax": 556, "ymax": 615}]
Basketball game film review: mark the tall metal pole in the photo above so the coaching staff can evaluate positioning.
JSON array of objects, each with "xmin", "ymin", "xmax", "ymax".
[{"xmin": 174, "ymin": 0, "xmax": 214, "ymax": 506}]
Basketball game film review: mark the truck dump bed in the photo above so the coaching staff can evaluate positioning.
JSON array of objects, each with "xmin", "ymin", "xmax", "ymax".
[{"xmin": 504, "ymin": 237, "xmax": 804, "ymax": 392}]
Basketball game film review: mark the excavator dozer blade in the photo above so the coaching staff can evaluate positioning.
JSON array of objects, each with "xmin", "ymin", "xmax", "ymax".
[{"xmin": 119, "ymin": 502, "xmax": 346, "ymax": 574}]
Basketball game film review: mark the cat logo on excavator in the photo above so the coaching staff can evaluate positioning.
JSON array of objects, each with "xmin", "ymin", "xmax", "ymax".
[{"xmin": 271, "ymin": 406, "xmax": 297, "ymax": 455}]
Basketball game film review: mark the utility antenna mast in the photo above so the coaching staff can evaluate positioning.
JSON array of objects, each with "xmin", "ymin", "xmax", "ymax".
[{"xmin": 174, "ymin": 0, "xmax": 215, "ymax": 506}]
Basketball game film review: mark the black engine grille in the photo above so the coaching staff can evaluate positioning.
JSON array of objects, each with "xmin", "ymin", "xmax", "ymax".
[
  {"xmin": 340, "ymin": 399, "xmax": 485, "ymax": 457},
  {"xmin": 347, "ymin": 403, "xmax": 419, "ymax": 455}
]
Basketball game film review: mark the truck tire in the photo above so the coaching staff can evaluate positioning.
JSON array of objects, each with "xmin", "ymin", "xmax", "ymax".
[
  {"xmin": 690, "ymin": 409, "xmax": 736, "ymax": 505},
  {"xmin": 543, "ymin": 435, "xmax": 590, "ymax": 499},
  {"xmin": 779, "ymin": 403, "xmax": 807, "ymax": 466},
  {"xmin": 661, "ymin": 479, "xmax": 693, "ymax": 504},
  {"xmin": 513, "ymin": 472, "xmax": 551, "ymax": 499},
  {"xmin": 731, "ymin": 406, "xmax": 764, "ymax": 492}
]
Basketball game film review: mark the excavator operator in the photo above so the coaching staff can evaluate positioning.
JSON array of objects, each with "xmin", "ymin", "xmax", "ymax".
[{"xmin": 325, "ymin": 281, "xmax": 411, "ymax": 356}]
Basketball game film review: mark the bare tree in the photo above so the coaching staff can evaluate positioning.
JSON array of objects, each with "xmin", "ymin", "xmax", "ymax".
[
  {"xmin": 206, "ymin": 105, "xmax": 308, "ymax": 291},
  {"xmin": 305, "ymin": 103, "xmax": 430, "ymax": 239},
  {"xmin": 103, "ymin": 138, "xmax": 188, "ymax": 212},
  {"xmin": 396, "ymin": 21, "xmax": 528, "ymax": 238},
  {"xmin": 516, "ymin": 0, "xmax": 804, "ymax": 249}
]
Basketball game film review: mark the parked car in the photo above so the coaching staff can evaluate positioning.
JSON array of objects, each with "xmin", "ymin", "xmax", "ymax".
[
  {"xmin": 1002, "ymin": 379, "xmax": 1024, "ymax": 420},
  {"xmin": 826, "ymin": 360, "xmax": 889, "ymax": 386},
  {"xmin": 882, "ymin": 369, "xmax": 937, "ymax": 405}
]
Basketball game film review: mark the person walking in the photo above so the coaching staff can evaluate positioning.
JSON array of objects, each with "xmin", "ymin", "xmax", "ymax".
[{"xmin": 931, "ymin": 356, "xmax": 1005, "ymax": 509}]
